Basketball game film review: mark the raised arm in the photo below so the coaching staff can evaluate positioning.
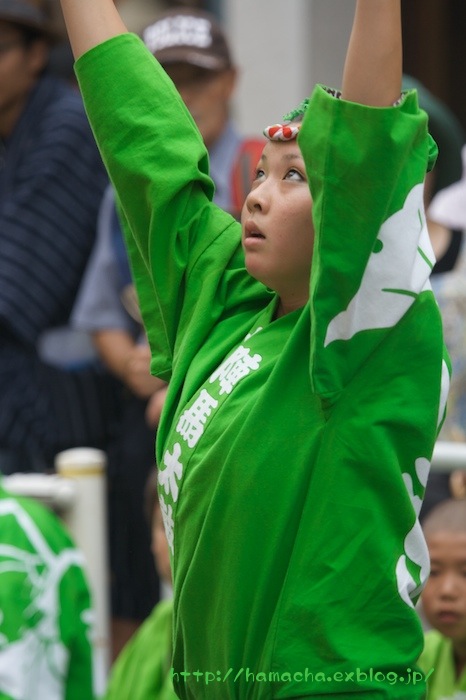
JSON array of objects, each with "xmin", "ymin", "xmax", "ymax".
[
  {"xmin": 342, "ymin": 0, "xmax": 402, "ymax": 106},
  {"xmin": 59, "ymin": 0, "xmax": 127, "ymax": 58}
]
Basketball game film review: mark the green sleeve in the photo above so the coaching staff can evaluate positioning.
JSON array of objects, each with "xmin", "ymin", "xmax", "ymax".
[
  {"xmin": 75, "ymin": 35, "xmax": 264, "ymax": 381},
  {"xmin": 301, "ymin": 86, "xmax": 442, "ymax": 403}
]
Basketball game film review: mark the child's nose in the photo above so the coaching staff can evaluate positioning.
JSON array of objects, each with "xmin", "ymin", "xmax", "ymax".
[
  {"xmin": 438, "ymin": 573, "xmax": 460, "ymax": 598},
  {"xmin": 245, "ymin": 181, "xmax": 270, "ymax": 213}
]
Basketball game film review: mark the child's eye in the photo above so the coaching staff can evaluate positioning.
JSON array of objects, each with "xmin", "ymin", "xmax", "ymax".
[
  {"xmin": 253, "ymin": 168, "xmax": 265, "ymax": 181},
  {"xmin": 285, "ymin": 168, "xmax": 305, "ymax": 182}
]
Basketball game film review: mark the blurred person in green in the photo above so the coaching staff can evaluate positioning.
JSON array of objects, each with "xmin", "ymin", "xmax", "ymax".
[
  {"xmin": 0, "ymin": 478, "xmax": 95, "ymax": 700},
  {"xmin": 104, "ymin": 465, "xmax": 176, "ymax": 700}
]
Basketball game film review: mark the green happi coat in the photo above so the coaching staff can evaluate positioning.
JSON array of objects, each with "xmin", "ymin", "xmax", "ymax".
[
  {"xmin": 418, "ymin": 630, "xmax": 466, "ymax": 699},
  {"xmin": 0, "ymin": 482, "xmax": 95, "ymax": 700},
  {"xmin": 76, "ymin": 34, "xmax": 449, "ymax": 699},
  {"xmin": 104, "ymin": 598, "xmax": 176, "ymax": 700}
]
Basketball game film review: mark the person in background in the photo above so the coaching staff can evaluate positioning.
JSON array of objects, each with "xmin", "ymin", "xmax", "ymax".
[
  {"xmin": 0, "ymin": 477, "xmax": 96, "ymax": 700},
  {"xmin": 0, "ymin": 0, "xmax": 111, "ymax": 475},
  {"xmin": 404, "ymin": 79, "xmax": 466, "ymax": 519},
  {"xmin": 115, "ymin": 0, "xmax": 166, "ymax": 35},
  {"xmin": 104, "ymin": 467, "xmax": 177, "ymax": 700},
  {"xmin": 418, "ymin": 498, "xmax": 466, "ymax": 699},
  {"xmin": 72, "ymin": 7, "xmax": 262, "ymax": 656},
  {"xmin": 426, "ymin": 146, "xmax": 466, "ymax": 506}
]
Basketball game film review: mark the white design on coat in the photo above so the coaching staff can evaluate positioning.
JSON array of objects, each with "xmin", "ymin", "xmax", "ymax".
[
  {"xmin": 159, "ymin": 496, "xmax": 175, "ymax": 555},
  {"xmin": 176, "ymin": 389, "xmax": 219, "ymax": 448},
  {"xmin": 0, "ymin": 498, "xmax": 92, "ymax": 700},
  {"xmin": 210, "ymin": 346, "xmax": 262, "ymax": 395},
  {"xmin": 160, "ymin": 443, "xmax": 183, "ymax": 502},
  {"xmin": 244, "ymin": 327, "xmax": 263, "ymax": 341},
  {"xmin": 438, "ymin": 359, "xmax": 451, "ymax": 429},
  {"xmin": 396, "ymin": 458, "xmax": 431, "ymax": 607},
  {"xmin": 325, "ymin": 183, "xmax": 435, "ymax": 346}
]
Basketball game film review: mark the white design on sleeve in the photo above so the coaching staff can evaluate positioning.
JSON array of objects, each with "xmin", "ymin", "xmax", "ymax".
[
  {"xmin": 396, "ymin": 457, "xmax": 431, "ymax": 607},
  {"xmin": 438, "ymin": 359, "xmax": 451, "ymax": 429},
  {"xmin": 325, "ymin": 184, "xmax": 435, "ymax": 346}
]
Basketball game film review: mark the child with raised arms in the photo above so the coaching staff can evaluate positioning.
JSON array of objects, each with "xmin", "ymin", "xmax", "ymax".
[{"xmin": 57, "ymin": 0, "xmax": 448, "ymax": 697}]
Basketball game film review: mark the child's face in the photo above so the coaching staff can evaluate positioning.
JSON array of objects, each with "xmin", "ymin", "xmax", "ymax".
[
  {"xmin": 241, "ymin": 139, "xmax": 313, "ymax": 313},
  {"xmin": 422, "ymin": 531, "xmax": 466, "ymax": 643}
]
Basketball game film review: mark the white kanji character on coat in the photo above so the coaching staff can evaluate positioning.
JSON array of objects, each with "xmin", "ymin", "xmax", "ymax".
[
  {"xmin": 159, "ymin": 443, "xmax": 183, "ymax": 502},
  {"xmin": 210, "ymin": 346, "xmax": 262, "ymax": 395},
  {"xmin": 177, "ymin": 389, "xmax": 218, "ymax": 448},
  {"xmin": 159, "ymin": 496, "xmax": 175, "ymax": 555}
]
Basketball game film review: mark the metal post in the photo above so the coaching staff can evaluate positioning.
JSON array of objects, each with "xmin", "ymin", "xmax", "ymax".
[
  {"xmin": 54, "ymin": 448, "xmax": 110, "ymax": 695},
  {"xmin": 431, "ymin": 440, "xmax": 466, "ymax": 472}
]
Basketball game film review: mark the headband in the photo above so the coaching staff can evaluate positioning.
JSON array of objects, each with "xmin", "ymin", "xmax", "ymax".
[
  {"xmin": 263, "ymin": 124, "xmax": 301, "ymax": 142},
  {"xmin": 263, "ymin": 98, "xmax": 310, "ymax": 142}
]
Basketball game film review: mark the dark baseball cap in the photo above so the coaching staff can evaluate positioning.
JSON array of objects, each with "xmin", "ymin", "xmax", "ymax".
[
  {"xmin": 0, "ymin": 0, "xmax": 57, "ymax": 41},
  {"xmin": 143, "ymin": 8, "xmax": 233, "ymax": 72}
]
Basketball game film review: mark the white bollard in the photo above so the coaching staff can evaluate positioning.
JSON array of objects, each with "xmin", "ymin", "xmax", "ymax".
[
  {"xmin": 2, "ymin": 472, "xmax": 76, "ymax": 511},
  {"xmin": 431, "ymin": 440, "xmax": 466, "ymax": 472},
  {"xmin": 55, "ymin": 447, "xmax": 110, "ymax": 694}
]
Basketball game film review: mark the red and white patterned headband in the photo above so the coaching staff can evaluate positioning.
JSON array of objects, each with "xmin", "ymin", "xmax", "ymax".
[{"xmin": 263, "ymin": 123, "xmax": 302, "ymax": 142}]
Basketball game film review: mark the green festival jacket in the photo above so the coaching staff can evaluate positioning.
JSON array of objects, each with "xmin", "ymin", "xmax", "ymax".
[
  {"xmin": 0, "ymin": 483, "xmax": 95, "ymax": 700},
  {"xmin": 76, "ymin": 34, "xmax": 448, "ymax": 699}
]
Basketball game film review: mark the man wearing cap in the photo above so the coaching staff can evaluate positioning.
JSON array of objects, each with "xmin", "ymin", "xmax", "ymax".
[
  {"xmin": 71, "ymin": 7, "xmax": 262, "ymax": 653},
  {"xmin": 0, "ymin": 0, "xmax": 111, "ymax": 473}
]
